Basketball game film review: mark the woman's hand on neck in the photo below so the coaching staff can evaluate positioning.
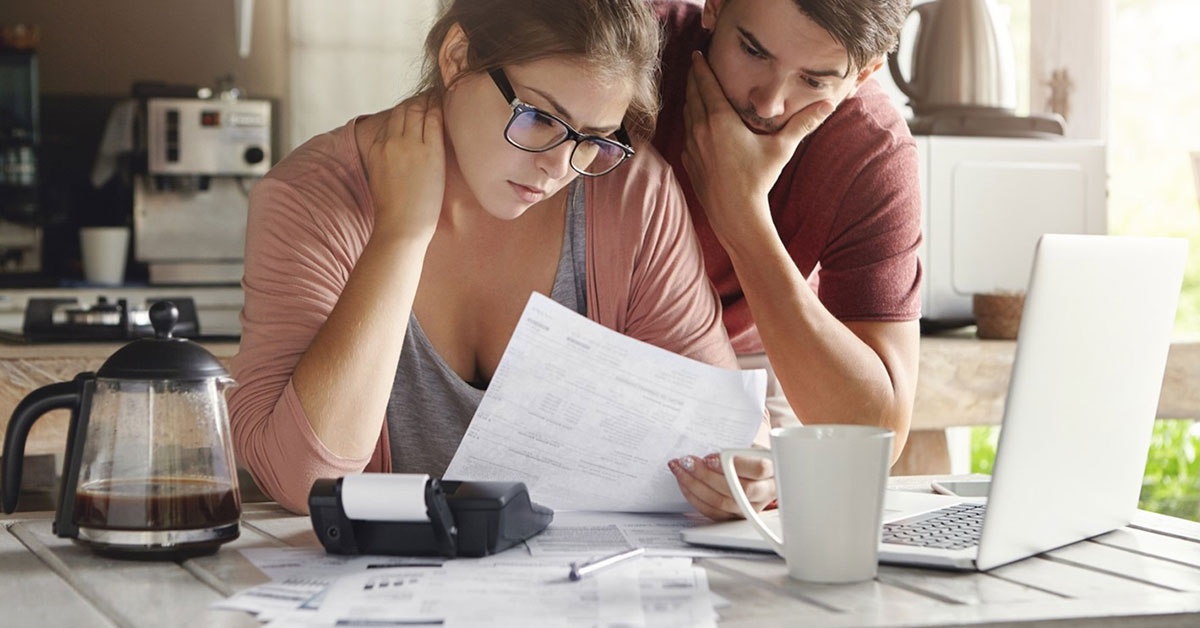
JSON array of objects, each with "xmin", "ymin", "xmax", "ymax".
[{"xmin": 363, "ymin": 95, "xmax": 446, "ymax": 245}]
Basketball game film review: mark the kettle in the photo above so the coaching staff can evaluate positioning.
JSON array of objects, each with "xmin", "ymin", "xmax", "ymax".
[
  {"xmin": 888, "ymin": 0, "xmax": 1017, "ymax": 116},
  {"xmin": 2, "ymin": 301, "xmax": 241, "ymax": 559}
]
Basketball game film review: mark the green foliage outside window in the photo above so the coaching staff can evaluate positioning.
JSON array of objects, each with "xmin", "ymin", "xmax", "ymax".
[
  {"xmin": 1141, "ymin": 420, "xmax": 1200, "ymax": 520},
  {"xmin": 970, "ymin": 421, "xmax": 1200, "ymax": 521},
  {"xmin": 968, "ymin": 426, "xmax": 999, "ymax": 477}
]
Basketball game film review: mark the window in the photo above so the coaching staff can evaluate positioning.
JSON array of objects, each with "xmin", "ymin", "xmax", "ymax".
[
  {"xmin": 1109, "ymin": 0, "xmax": 1200, "ymax": 521},
  {"xmin": 1110, "ymin": 0, "xmax": 1200, "ymax": 334},
  {"xmin": 286, "ymin": 0, "xmax": 440, "ymax": 151}
]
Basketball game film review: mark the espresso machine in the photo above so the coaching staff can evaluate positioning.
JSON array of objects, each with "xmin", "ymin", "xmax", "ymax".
[
  {"xmin": 0, "ymin": 48, "xmax": 42, "ymax": 279},
  {"xmin": 134, "ymin": 94, "xmax": 272, "ymax": 284}
]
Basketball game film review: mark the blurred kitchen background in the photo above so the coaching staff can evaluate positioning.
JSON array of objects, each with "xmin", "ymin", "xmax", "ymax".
[
  {"xmin": 1, "ymin": 0, "xmax": 1197, "ymax": 334},
  {"xmin": 0, "ymin": 0, "xmax": 1198, "ymax": 514},
  {"xmin": 0, "ymin": 0, "xmax": 441, "ymax": 336}
]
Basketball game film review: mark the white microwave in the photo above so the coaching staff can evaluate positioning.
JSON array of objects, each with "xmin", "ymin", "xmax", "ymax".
[{"xmin": 915, "ymin": 135, "xmax": 1107, "ymax": 322}]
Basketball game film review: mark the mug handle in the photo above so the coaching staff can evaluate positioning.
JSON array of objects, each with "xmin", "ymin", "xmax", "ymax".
[{"xmin": 720, "ymin": 448, "xmax": 784, "ymax": 556}]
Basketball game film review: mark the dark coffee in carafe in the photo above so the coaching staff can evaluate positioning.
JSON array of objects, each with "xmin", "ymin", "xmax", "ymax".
[{"xmin": 74, "ymin": 477, "xmax": 239, "ymax": 531}]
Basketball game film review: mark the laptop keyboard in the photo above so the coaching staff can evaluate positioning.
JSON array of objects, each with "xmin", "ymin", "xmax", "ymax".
[{"xmin": 882, "ymin": 503, "xmax": 986, "ymax": 551}]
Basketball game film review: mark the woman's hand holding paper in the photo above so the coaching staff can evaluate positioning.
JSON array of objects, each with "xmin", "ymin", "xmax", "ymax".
[
  {"xmin": 669, "ymin": 453, "xmax": 776, "ymax": 521},
  {"xmin": 365, "ymin": 94, "xmax": 446, "ymax": 244}
]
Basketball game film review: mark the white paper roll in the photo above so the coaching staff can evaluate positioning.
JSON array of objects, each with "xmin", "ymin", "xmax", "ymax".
[{"xmin": 340, "ymin": 473, "xmax": 431, "ymax": 522}]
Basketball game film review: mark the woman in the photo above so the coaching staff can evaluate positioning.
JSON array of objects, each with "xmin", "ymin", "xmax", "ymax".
[{"xmin": 229, "ymin": 0, "xmax": 773, "ymax": 517}]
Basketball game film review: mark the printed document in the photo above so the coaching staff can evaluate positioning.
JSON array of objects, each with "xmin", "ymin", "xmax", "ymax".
[
  {"xmin": 213, "ymin": 548, "xmax": 442, "ymax": 620},
  {"xmin": 526, "ymin": 510, "xmax": 769, "ymax": 560},
  {"xmin": 311, "ymin": 558, "xmax": 716, "ymax": 628},
  {"xmin": 445, "ymin": 292, "xmax": 767, "ymax": 511}
]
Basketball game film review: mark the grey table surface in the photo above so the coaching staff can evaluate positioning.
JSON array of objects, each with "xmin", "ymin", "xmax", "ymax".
[{"xmin": 4, "ymin": 475, "xmax": 1200, "ymax": 628}]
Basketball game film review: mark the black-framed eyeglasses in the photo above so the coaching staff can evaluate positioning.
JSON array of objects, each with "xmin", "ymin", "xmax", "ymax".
[{"xmin": 489, "ymin": 68, "xmax": 635, "ymax": 177}]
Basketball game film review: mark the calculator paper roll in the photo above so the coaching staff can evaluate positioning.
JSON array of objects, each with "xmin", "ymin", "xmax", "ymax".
[{"xmin": 340, "ymin": 473, "xmax": 430, "ymax": 522}]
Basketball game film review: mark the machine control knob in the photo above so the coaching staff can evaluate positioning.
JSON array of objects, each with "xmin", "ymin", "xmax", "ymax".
[{"xmin": 244, "ymin": 146, "xmax": 266, "ymax": 165}]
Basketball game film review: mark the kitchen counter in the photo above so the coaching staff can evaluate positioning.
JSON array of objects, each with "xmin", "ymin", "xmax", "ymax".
[
  {"xmin": 0, "ymin": 341, "xmax": 238, "ymax": 360},
  {"xmin": 0, "ymin": 286, "xmax": 244, "ymax": 337},
  {"xmin": 915, "ymin": 334, "xmax": 1200, "ymax": 427},
  {"xmin": 890, "ymin": 335, "xmax": 1200, "ymax": 475},
  {"xmin": 2, "ymin": 336, "xmax": 1198, "ymax": 476}
]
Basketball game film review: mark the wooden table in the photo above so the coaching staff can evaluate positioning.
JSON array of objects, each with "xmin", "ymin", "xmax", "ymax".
[{"xmin": 4, "ymin": 476, "xmax": 1200, "ymax": 628}]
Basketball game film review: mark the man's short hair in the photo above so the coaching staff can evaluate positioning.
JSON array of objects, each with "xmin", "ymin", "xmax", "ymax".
[{"xmin": 792, "ymin": 0, "xmax": 912, "ymax": 75}]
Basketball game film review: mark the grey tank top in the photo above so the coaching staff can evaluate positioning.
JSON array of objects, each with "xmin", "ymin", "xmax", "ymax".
[{"xmin": 386, "ymin": 182, "xmax": 587, "ymax": 476}]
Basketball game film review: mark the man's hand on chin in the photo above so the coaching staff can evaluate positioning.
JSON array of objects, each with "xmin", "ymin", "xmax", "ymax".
[{"xmin": 681, "ymin": 50, "xmax": 831, "ymax": 247}]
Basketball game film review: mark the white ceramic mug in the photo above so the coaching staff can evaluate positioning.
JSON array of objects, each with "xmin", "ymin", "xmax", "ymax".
[
  {"xmin": 80, "ymin": 226, "xmax": 130, "ymax": 285},
  {"xmin": 721, "ymin": 425, "xmax": 893, "ymax": 583}
]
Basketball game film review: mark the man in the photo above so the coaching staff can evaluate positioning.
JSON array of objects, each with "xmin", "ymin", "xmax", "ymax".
[{"xmin": 658, "ymin": 0, "xmax": 922, "ymax": 520}]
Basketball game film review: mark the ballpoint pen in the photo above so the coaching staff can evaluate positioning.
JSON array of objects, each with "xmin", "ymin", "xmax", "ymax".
[{"xmin": 568, "ymin": 547, "xmax": 646, "ymax": 581}]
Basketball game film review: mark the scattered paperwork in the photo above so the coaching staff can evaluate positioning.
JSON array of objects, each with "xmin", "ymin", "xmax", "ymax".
[
  {"xmin": 214, "ymin": 545, "xmax": 719, "ymax": 627},
  {"xmin": 311, "ymin": 558, "xmax": 714, "ymax": 627}
]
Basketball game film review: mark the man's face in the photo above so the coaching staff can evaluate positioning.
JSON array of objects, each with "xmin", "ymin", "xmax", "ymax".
[{"xmin": 701, "ymin": 0, "xmax": 881, "ymax": 134}]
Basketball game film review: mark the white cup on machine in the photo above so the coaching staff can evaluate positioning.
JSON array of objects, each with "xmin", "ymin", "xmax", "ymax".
[
  {"xmin": 79, "ymin": 226, "xmax": 130, "ymax": 285},
  {"xmin": 721, "ymin": 425, "xmax": 893, "ymax": 583}
]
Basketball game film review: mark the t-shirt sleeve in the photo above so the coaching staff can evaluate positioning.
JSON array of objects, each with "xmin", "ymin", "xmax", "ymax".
[
  {"xmin": 619, "ymin": 162, "xmax": 772, "ymax": 441},
  {"xmin": 622, "ymin": 164, "xmax": 741, "ymax": 368},
  {"xmin": 228, "ymin": 177, "xmax": 377, "ymax": 514},
  {"xmin": 812, "ymin": 141, "xmax": 923, "ymax": 321}
]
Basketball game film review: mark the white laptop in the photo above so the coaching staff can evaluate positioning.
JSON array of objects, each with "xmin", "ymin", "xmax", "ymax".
[{"xmin": 683, "ymin": 234, "xmax": 1188, "ymax": 571}]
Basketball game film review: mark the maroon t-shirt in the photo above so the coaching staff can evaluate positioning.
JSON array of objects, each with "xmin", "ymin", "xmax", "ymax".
[{"xmin": 652, "ymin": 1, "xmax": 923, "ymax": 354}]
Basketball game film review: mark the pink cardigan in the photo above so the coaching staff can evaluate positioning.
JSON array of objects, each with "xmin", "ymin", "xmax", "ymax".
[{"xmin": 230, "ymin": 119, "xmax": 749, "ymax": 513}]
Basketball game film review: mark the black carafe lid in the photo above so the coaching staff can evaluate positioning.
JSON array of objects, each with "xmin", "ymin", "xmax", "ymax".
[{"xmin": 96, "ymin": 301, "xmax": 229, "ymax": 380}]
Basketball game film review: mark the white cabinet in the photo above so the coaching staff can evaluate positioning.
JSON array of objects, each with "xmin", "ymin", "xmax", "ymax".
[{"xmin": 916, "ymin": 135, "xmax": 1107, "ymax": 321}]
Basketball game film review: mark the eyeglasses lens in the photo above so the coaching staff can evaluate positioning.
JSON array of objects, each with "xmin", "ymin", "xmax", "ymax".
[
  {"xmin": 571, "ymin": 139, "xmax": 623, "ymax": 176},
  {"xmin": 507, "ymin": 110, "xmax": 567, "ymax": 151},
  {"xmin": 507, "ymin": 110, "xmax": 624, "ymax": 176}
]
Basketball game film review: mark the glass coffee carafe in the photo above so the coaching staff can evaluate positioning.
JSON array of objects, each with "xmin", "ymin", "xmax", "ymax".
[{"xmin": 2, "ymin": 302, "xmax": 241, "ymax": 558}]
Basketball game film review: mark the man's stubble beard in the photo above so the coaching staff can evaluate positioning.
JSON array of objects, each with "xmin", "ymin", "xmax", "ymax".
[{"xmin": 731, "ymin": 99, "xmax": 785, "ymax": 135}]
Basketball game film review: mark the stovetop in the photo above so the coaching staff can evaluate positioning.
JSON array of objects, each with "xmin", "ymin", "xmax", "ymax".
[{"xmin": 0, "ymin": 286, "xmax": 243, "ymax": 343}]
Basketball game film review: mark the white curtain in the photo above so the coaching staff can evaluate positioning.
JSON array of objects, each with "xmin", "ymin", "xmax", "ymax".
[
  {"xmin": 287, "ymin": 0, "xmax": 442, "ymax": 151},
  {"xmin": 1030, "ymin": 0, "xmax": 1111, "ymax": 140}
]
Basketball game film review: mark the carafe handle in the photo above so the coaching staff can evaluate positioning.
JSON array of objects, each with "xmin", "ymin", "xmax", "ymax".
[{"xmin": 2, "ymin": 379, "xmax": 83, "ymax": 513}]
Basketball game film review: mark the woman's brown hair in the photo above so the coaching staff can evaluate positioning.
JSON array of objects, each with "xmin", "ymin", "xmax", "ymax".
[{"xmin": 417, "ymin": 0, "xmax": 662, "ymax": 140}]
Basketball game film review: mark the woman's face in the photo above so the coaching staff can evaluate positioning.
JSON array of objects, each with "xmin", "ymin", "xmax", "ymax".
[{"xmin": 442, "ymin": 57, "xmax": 633, "ymax": 221}]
